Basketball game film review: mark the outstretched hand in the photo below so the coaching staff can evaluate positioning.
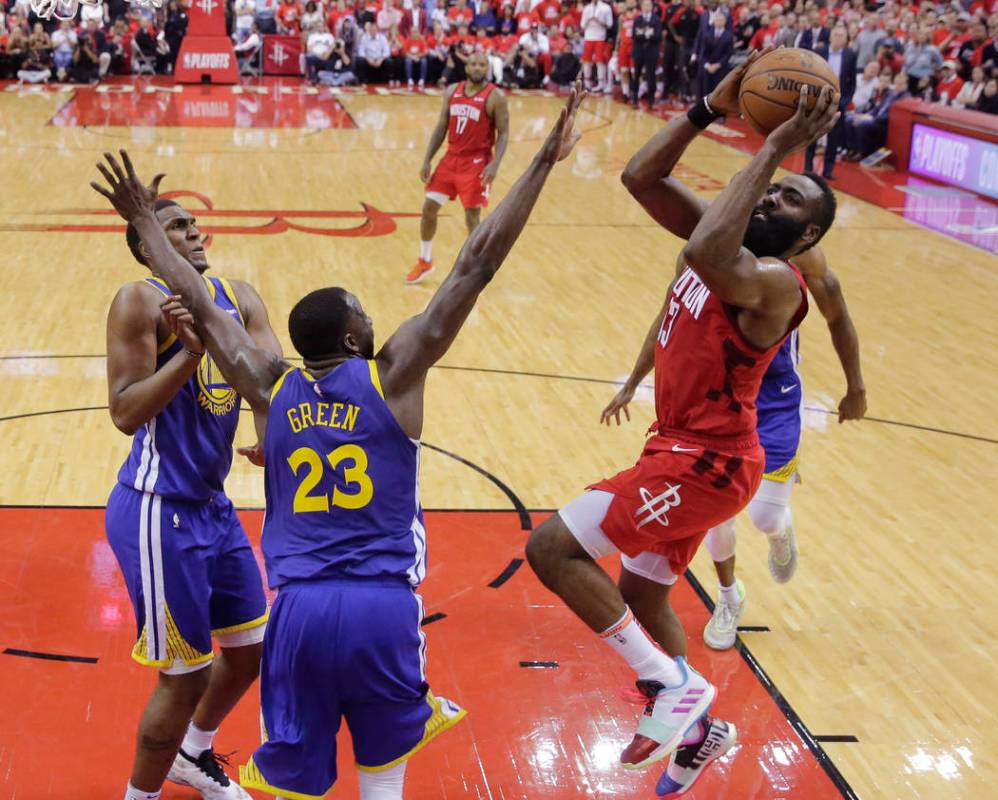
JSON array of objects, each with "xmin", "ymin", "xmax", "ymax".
[
  {"xmin": 600, "ymin": 383, "xmax": 637, "ymax": 426},
  {"xmin": 707, "ymin": 47, "xmax": 772, "ymax": 117},
  {"xmin": 90, "ymin": 150, "xmax": 165, "ymax": 222},
  {"xmin": 538, "ymin": 79, "xmax": 586, "ymax": 165}
]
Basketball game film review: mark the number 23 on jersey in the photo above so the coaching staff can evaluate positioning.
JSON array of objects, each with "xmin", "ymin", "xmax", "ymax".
[{"xmin": 288, "ymin": 444, "xmax": 374, "ymax": 513}]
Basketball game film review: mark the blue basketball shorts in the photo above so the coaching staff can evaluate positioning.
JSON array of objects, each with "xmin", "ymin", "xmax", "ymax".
[
  {"xmin": 105, "ymin": 483, "xmax": 268, "ymax": 673},
  {"xmin": 758, "ymin": 388, "xmax": 804, "ymax": 482},
  {"xmin": 239, "ymin": 577, "xmax": 467, "ymax": 799}
]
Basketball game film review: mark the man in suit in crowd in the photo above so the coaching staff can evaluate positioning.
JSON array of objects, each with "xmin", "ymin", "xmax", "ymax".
[
  {"xmin": 805, "ymin": 24, "xmax": 856, "ymax": 179},
  {"xmin": 631, "ymin": 0, "xmax": 663, "ymax": 105},
  {"xmin": 796, "ymin": 9, "xmax": 829, "ymax": 51}
]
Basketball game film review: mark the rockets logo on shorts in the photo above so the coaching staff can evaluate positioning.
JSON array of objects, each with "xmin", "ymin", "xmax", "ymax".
[{"xmin": 635, "ymin": 482, "xmax": 682, "ymax": 528}]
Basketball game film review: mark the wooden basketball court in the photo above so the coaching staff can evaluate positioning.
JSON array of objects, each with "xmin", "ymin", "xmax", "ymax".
[{"xmin": 0, "ymin": 78, "xmax": 995, "ymax": 800}]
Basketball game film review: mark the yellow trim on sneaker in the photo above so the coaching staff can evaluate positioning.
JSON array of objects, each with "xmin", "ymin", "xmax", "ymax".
[
  {"xmin": 763, "ymin": 453, "xmax": 799, "ymax": 483},
  {"xmin": 211, "ymin": 610, "xmax": 269, "ymax": 637},
  {"xmin": 239, "ymin": 757, "xmax": 330, "ymax": 800},
  {"xmin": 368, "ymin": 359, "xmax": 385, "ymax": 399},
  {"xmin": 355, "ymin": 691, "xmax": 468, "ymax": 773}
]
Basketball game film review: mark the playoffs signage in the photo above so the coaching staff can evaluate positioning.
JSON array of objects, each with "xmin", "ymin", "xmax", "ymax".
[{"xmin": 175, "ymin": 0, "xmax": 237, "ymax": 83}]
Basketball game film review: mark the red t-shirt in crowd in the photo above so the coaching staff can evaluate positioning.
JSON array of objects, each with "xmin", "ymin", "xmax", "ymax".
[
  {"xmin": 494, "ymin": 33, "xmax": 519, "ymax": 53},
  {"xmin": 277, "ymin": 1, "xmax": 302, "ymax": 32},
  {"xmin": 536, "ymin": 0, "xmax": 562, "ymax": 27},
  {"xmin": 516, "ymin": 11, "xmax": 539, "ymax": 33},
  {"xmin": 403, "ymin": 36, "xmax": 428, "ymax": 57},
  {"xmin": 560, "ymin": 7, "xmax": 582, "ymax": 31},
  {"xmin": 448, "ymin": 5, "xmax": 475, "ymax": 27},
  {"xmin": 326, "ymin": 9, "xmax": 353, "ymax": 33},
  {"xmin": 936, "ymin": 74, "xmax": 964, "ymax": 100}
]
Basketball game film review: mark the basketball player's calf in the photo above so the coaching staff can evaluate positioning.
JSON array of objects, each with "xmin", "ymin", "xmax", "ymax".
[
  {"xmin": 526, "ymin": 509, "xmax": 716, "ymax": 770},
  {"xmin": 128, "ymin": 644, "xmax": 262, "ymax": 800}
]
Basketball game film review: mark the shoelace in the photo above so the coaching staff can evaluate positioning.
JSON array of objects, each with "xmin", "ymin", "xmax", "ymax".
[
  {"xmin": 620, "ymin": 686, "xmax": 654, "ymax": 705},
  {"xmin": 714, "ymin": 601, "xmax": 738, "ymax": 632},
  {"xmin": 195, "ymin": 749, "xmax": 237, "ymax": 784}
]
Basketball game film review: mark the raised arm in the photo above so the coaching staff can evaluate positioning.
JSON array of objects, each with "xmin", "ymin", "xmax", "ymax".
[
  {"xmin": 482, "ymin": 89, "xmax": 510, "ymax": 186},
  {"xmin": 793, "ymin": 247, "xmax": 867, "ymax": 423},
  {"xmin": 682, "ymin": 85, "xmax": 839, "ymax": 310},
  {"xmin": 420, "ymin": 85, "xmax": 455, "ymax": 183},
  {"xmin": 91, "ymin": 151, "xmax": 288, "ymax": 412},
  {"xmin": 376, "ymin": 85, "xmax": 585, "ymax": 433},
  {"xmin": 620, "ymin": 52, "xmax": 765, "ymax": 240}
]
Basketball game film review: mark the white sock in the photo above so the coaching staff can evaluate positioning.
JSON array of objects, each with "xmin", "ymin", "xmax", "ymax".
[
  {"xmin": 599, "ymin": 607, "xmax": 682, "ymax": 685},
  {"xmin": 718, "ymin": 581, "xmax": 740, "ymax": 606},
  {"xmin": 419, "ymin": 240, "xmax": 432, "ymax": 262},
  {"xmin": 596, "ymin": 63, "xmax": 607, "ymax": 88},
  {"xmin": 180, "ymin": 721, "xmax": 217, "ymax": 758},
  {"xmin": 125, "ymin": 783, "xmax": 161, "ymax": 800},
  {"xmin": 357, "ymin": 759, "xmax": 407, "ymax": 799}
]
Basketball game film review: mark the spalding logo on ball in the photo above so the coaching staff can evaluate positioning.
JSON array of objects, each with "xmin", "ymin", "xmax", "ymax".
[{"xmin": 738, "ymin": 48, "xmax": 840, "ymax": 135}]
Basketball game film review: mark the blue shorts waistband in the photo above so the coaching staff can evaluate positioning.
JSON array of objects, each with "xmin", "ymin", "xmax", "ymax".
[{"xmin": 277, "ymin": 574, "xmax": 414, "ymax": 590}]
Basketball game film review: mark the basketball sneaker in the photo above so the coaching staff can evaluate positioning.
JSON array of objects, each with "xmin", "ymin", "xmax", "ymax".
[
  {"xmin": 703, "ymin": 579, "xmax": 746, "ymax": 651},
  {"xmin": 619, "ymin": 657, "xmax": 716, "ymax": 770},
  {"xmin": 768, "ymin": 524, "xmax": 798, "ymax": 583},
  {"xmin": 167, "ymin": 748, "xmax": 252, "ymax": 800},
  {"xmin": 656, "ymin": 716, "xmax": 738, "ymax": 797},
  {"xmin": 405, "ymin": 258, "xmax": 434, "ymax": 284}
]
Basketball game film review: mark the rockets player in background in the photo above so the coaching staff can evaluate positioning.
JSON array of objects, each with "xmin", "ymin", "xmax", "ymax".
[
  {"xmin": 526, "ymin": 54, "xmax": 840, "ymax": 796},
  {"xmin": 603, "ymin": 242, "xmax": 867, "ymax": 652},
  {"xmin": 407, "ymin": 51, "xmax": 510, "ymax": 285},
  {"xmin": 615, "ymin": 0, "xmax": 637, "ymax": 103},
  {"xmin": 581, "ymin": 0, "xmax": 615, "ymax": 94}
]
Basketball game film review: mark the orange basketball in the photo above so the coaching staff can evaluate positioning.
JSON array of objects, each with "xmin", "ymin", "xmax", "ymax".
[{"xmin": 738, "ymin": 48, "xmax": 840, "ymax": 135}]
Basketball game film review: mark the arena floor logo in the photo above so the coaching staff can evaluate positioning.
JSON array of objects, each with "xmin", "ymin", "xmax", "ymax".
[{"xmin": 0, "ymin": 190, "xmax": 422, "ymax": 240}]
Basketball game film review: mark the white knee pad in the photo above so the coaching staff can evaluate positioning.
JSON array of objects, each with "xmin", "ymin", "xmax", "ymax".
[
  {"xmin": 747, "ymin": 479, "xmax": 795, "ymax": 534},
  {"xmin": 357, "ymin": 761, "xmax": 407, "ymax": 800},
  {"xmin": 705, "ymin": 518, "xmax": 736, "ymax": 562}
]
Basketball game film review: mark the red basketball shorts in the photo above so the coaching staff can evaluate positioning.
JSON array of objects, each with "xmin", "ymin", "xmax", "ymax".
[
  {"xmin": 582, "ymin": 40, "xmax": 612, "ymax": 64},
  {"xmin": 426, "ymin": 152, "xmax": 491, "ymax": 209},
  {"xmin": 618, "ymin": 42, "xmax": 634, "ymax": 69},
  {"xmin": 583, "ymin": 431, "xmax": 764, "ymax": 576}
]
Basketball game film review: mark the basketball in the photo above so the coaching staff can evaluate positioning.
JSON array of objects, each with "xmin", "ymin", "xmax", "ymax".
[{"xmin": 738, "ymin": 48, "xmax": 840, "ymax": 135}]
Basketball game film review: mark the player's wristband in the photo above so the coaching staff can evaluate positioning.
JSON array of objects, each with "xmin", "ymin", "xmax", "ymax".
[
  {"xmin": 686, "ymin": 96, "xmax": 721, "ymax": 129},
  {"xmin": 184, "ymin": 348, "xmax": 204, "ymax": 360}
]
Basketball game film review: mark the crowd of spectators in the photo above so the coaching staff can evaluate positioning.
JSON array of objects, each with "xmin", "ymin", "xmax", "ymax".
[
  {"xmin": 1, "ymin": 0, "xmax": 995, "ymax": 148},
  {"xmin": 0, "ymin": 0, "xmax": 188, "ymax": 82}
]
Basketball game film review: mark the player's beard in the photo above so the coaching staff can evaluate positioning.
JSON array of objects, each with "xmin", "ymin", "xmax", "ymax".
[{"xmin": 742, "ymin": 212, "xmax": 807, "ymax": 259}]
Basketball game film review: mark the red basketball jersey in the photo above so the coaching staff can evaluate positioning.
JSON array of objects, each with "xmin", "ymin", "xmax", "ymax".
[
  {"xmin": 652, "ymin": 264, "xmax": 808, "ymax": 442},
  {"xmin": 446, "ymin": 82, "xmax": 497, "ymax": 159},
  {"xmin": 620, "ymin": 10, "xmax": 636, "ymax": 42}
]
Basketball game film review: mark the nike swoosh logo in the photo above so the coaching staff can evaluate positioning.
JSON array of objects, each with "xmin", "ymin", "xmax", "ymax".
[
  {"xmin": 780, "ymin": 384, "xmax": 798, "ymax": 394},
  {"xmin": 671, "ymin": 444, "xmax": 698, "ymax": 453}
]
